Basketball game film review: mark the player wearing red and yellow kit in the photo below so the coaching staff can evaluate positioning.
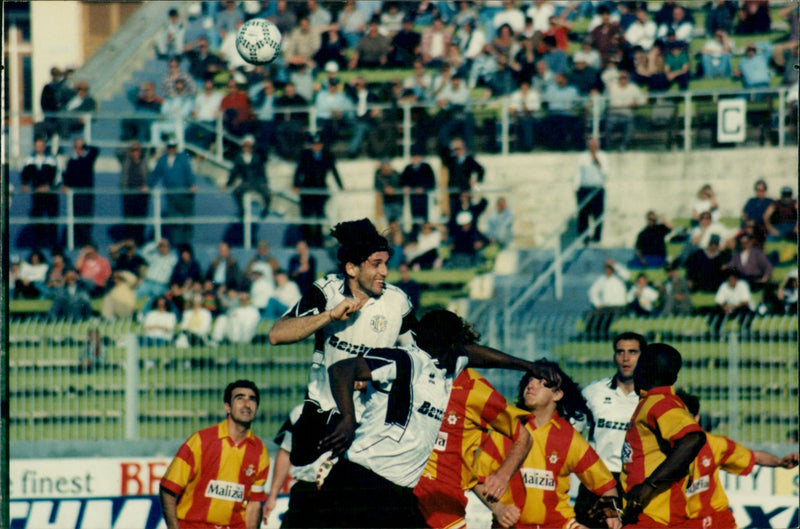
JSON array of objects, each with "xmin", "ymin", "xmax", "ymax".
[
  {"xmin": 476, "ymin": 361, "xmax": 621, "ymax": 529},
  {"xmin": 620, "ymin": 344, "xmax": 706, "ymax": 529},
  {"xmin": 676, "ymin": 390, "xmax": 799, "ymax": 529},
  {"xmin": 414, "ymin": 367, "xmax": 531, "ymax": 529},
  {"xmin": 160, "ymin": 380, "xmax": 270, "ymax": 529}
]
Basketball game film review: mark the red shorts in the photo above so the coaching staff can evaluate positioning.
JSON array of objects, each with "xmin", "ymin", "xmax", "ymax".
[
  {"xmin": 685, "ymin": 509, "xmax": 737, "ymax": 529},
  {"xmin": 413, "ymin": 476, "xmax": 468, "ymax": 529}
]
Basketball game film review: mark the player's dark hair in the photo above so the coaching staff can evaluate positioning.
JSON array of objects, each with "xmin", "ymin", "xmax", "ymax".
[
  {"xmin": 634, "ymin": 343, "xmax": 682, "ymax": 392},
  {"xmin": 612, "ymin": 332, "xmax": 647, "ymax": 353},
  {"xmin": 416, "ymin": 310, "xmax": 480, "ymax": 374},
  {"xmin": 224, "ymin": 380, "xmax": 260, "ymax": 407},
  {"xmin": 331, "ymin": 218, "xmax": 392, "ymax": 272},
  {"xmin": 516, "ymin": 360, "xmax": 594, "ymax": 434},
  {"xmin": 676, "ymin": 389, "xmax": 700, "ymax": 417}
]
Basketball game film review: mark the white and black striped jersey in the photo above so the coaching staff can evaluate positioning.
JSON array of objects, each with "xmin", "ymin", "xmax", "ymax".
[
  {"xmin": 287, "ymin": 274, "xmax": 415, "ymax": 413},
  {"xmin": 580, "ymin": 376, "xmax": 640, "ymax": 473},
  {"xmin": 346, "ymin": 345, "xmax": 469, "ymax": 488}
]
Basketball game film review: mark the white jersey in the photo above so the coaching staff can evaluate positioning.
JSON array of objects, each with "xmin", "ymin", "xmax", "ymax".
[
  {"xmin": 347, "ymin": 345, "xmax": 469, "ymax": 488},
  {"xmin": 580, "ymin": 376, "xmax": 640, "ymax": 473},
  {"xmin": 288, "ymin": 274, "xmax": 415, "ymax": 413}
]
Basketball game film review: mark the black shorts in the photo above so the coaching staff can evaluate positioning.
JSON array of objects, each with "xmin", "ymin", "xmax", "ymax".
[{"xmin": 290, "ymin": 401, "xmax": 342, "ymax": 466}]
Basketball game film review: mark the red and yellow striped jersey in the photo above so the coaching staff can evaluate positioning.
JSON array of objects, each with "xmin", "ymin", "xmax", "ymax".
[
  {"xmin": 477, "ymin": 412, "xmax": 617, "ymax": 528},
  {"xmin": 685, "ymin": 433, "xmax": 755, "ymax": 526},
  {"xmin": 621, "ymin": 386, "xmax": 704, "ymax": 527},
  {"xmin": 418, "ymin": 368, "xmax": 529, "ymax": 490},
  {"xmin": 161, "ymin": 420, "xmax": 270, "ymax": 528}
]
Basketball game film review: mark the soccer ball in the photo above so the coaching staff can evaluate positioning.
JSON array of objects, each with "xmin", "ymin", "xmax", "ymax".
[{"xmin": 236, "ymin": 18, "xmax": 282, "ymax": 65}]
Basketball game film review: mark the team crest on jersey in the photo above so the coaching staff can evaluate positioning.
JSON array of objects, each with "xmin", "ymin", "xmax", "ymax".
[
  {"xmin": 370, "ymin": 315, "xmax": 388, "ymax": 333},
  {"xmin": 701, "ymin": 457, "xmax": 712, "ymax": 468},
  {"xmin": 604, "ymin": 397, "xmax": 612, "ymax": 404},
  {"xmin": 245, "ymin": 465, "xmax": 255, "ymax": 477},
  {"xmin": 548, "ymin": 452, "xmax": 559, "ymax": 465},
  {"xmin": 447, "ymin": 412, "xmax": 458, "ymax": 425},
  {"xmin": 621, "ymin": 442, "xmax": 633, "ymax": 464}
]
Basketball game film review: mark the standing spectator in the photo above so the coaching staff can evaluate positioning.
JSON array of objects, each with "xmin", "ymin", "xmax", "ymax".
[
  {"xmin": 734, "ymin": 43, "xmax": 771, "ymax": 90},
  {"xmin": 660, "ymin": 262, "xmax": 693, "ymax": 315},
  {"xmin": 349, "ymin": 17, "xmax": 392, "ymax": 69},
  {"xmin": 59, "ymin": 81, "xmax": 97, "ymax": 138},
  {"xmin": 742, "ymin": 179, "xmax": 772, "ymax": 227},
  {"xmin": 700, "ymin": 30, "xmax": 733, "ymax": 79},
  {"xmin": 284, "ymin": 17, "xmax": 320, "ymax": 71},
  {"xmin": 211, "ymin": 291, "xmax": 262, "ymax": 344},
  {"xmin": 187, "ymin": 78, "xmax": 223, "ymax": 149},
  {"xmin": 75, "ymin": 243, "xmax": 112, "ymax": 298},
  {"xmin": 685, "ymin": 234, "xmax": 730, "ymax": 293},
  {"xmin": 574, "ymin": 138, "xmax": 607, "ymax": 244},
  {"xmin": 763, "ymin": 186, "xmax": 798, "ymax": 241},
  {"xmin": 160, "ymin": 56, "xmax": 197, "ymax": 98},
  {"xmin": 540, "ymin": 73, "xmax": 584, "ymax": 150},
  {"xmin": 726, "ymin": 233, "xmax": 772, "ymax": 290},
  {"xmin": 589, "ymin": 5, "xmax": 623, "ymax": 68},
  {"xmin": 630, "ymin": 211, "xmax": 673, "ymax": 269},
  {"xmin": 225, "ymin": 135, "xmax": 270, "ymax": 219},
  {"xmin": 441, "ymin": 137, "xmax": 484, "ymax": 216},
  {"xmin": 20, "ymin": 137, "xmax": 59, "ymax": 248},
  {"xmin": 396, "ymin": 262, "xmax": 421, "ymax": 312},
  {"xmin": 138, "ymin": 239, "xmax": 179, "ymax": 300},
  {"xmin": 313, "ymin": 79, "xmax": 353, "ymax": 146},
  {"xmin": 14, "ymin": 250, "xmax": 49, "ymax": 299},
  {"xmin": 449, "ymin": 209, "xmax": 488, "ymax": 268},
  {"xmin": 156, "ymin": 8, "xmax": 186, "ymax": 58},
  {"xmin": 101, "ymin": 270, "xmax": 139, "ymax": 320},
  {"xmin": 508, "ymin": 79, "xmax": 540, "ymax": 151},
  {"xmin": 434, "ymin": 74, "xmax": 476, "ymax": 152},
  {"xmin": 120, "ymin": 142, "xmax": 150, "ymax": 244},
  {"xmin": 248, "ymin": 78, "xmax": 277, "ymax": 154},
  {"xmin": 374, "ymin": 158, "xmax": 403, "ymax": 222},
  {"xmin": 147, "ymin": 139, "xmax": 197, "ymax": 246},
  {"xmin": 274, "ymin": 81, "xmax": 308, "ymax": 160},
  {"xmin": 123, "ymin": 81, "xmax": 163, "ymax": 142},
  {"xmin": 263, "ymin": 270, "xmax": 302, "ymax": 319},
  {"xmin": 47, "ymin": 268, "xmax": 93, "ymax": 321},
  {"xmin": 39, "ymin": 67, "xmax": 65, "ymax": 142},
  {"xmin": 486, "ymin": 196, "xmax": 514, "ymax": 247},
  {"xmin": 399, "ymin": 145, "xmax": 436, "ymax": 226},
  {"xmin": 220, "ymin": 79, "xmax": 256, "ymax": 138},
  {"xmin": 420, "ymin": 16, "xmax": 452, "ymax": 68},
  {"xmin": 61, "ymin": 138, "xmax": 99, "ymax": 247},
  {"xmin": 160, "ymin": 380, "xmax": 268, "ymax": 529},
  {"xmin": 344, "ymin": 76, "xmax": 380, "ymax": 159},
  {"xmin": 150, "ymin": 78, "xmax": 194, "ymax": 149},
  {"xmin": 587, "ymin": 259, "xmax": 630, "ymax": 338},
  {"xmin": 142, "ymin": 296, "xmax": 178, "ymax": 345},
  {"xmin": 292, "ymin": 133, "xmax": 344, "ymax": 247},
  {"xmin": 604, "ymin": 71, "xmax": 646, "ymax": 151},
  {"xmin": 288, "ymin": 240, "xmax": 316, "ymax": 297},
  {"xmin": 628, "ymin": 273, "xmax": 660, "ymax": 316}
]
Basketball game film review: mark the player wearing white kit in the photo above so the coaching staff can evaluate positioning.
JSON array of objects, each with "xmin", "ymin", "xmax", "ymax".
[
  {"xmin": 575, "ymin": 332, "xmax": 645, "ymax": 527},
  {"xmin": 318, "ymin": 310, "xmax": 539, "ymax": 529},
  {"xmin": 268, "ymin": 219, "xmax": 414, "ymax": 528}
]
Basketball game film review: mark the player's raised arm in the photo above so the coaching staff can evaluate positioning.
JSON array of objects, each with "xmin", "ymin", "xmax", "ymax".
[
  {"xmin": 268, "ymin": 296, "xmax": 365, "ymax": 344},
  {"xmin": 464, "ymin": 343, "xmax": 538, "ymax": 373},
  {"xmin": 754, "ymin": 450, "xmax": 800, "ymax": 469}
]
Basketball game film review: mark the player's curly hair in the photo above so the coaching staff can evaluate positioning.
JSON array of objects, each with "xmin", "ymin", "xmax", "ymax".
[
  {"xmin": 330, "ymin": 218, "xmax": 392, "ymax": 272},
  {"xmin": 516, "ymin": 359, "xmax": 594, "ymax": 433},
  {"xmin": 417, "ymin": 310, "xmax": 480, "ymax": 374}
]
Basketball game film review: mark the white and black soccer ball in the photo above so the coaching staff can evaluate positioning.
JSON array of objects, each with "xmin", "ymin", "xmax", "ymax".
[{"xmin": 235, "ymin": 18, "xmax": 282, "ymax": 65}]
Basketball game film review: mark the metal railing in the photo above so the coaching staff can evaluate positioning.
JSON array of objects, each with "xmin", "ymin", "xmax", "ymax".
[
  {"xmin": 7, "ymin": 314, "xmax": 797, "ymax": 447},
  {"xmin": 8, "ymin": 85, "xmax": 794, "ymax": 162}
]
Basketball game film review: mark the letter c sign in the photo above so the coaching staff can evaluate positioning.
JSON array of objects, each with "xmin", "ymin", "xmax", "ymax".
[{"xmin": 717, "ymin": 99, "xmax": 746, "ymax": 143}]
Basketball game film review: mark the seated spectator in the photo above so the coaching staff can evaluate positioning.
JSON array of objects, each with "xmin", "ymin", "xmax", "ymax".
[
  {"xmin": 216, "ymin": 1, "xmax": 245, "ymax": 43},
  {"xmin": 142, "ymin": 296, "xmax": 177, "ymax": 345},
  {"xmin": 47, "ymin": 268, "xmax": 93, "ymax": 321},
  {"xmin": 586, "ymin": 259, "xmax": 630, "ymax": 338},
  {"xmin": 313, "ymin": 79, "xmax": 353, "ymax": 145},
  {"xmin": 284, "ymin": 17, "xmax": 320, "ymax": 71},
  {"xmin": 314, "ymin": 23, "xmax": 348, "ymax": 72},
  {"xmin": 9, "ymin": 258, "xmax": 19, "ymax": 299},
  {"xmin": 568, "ymin": 53, "xmax": 601, "ymax": 96},
  {"xmin": 486, "ymin": 54, "xmax": 516, "ymax": 97},
  {"xmin": 289, "ymin": 240, "xmax": 316, "ymax": 297},
  {"xmin": 211, "ymin": 291, "xmax": 261, "ymax": 344},
  {"xmin": 165, "ymin": 280, "xmax": 189, "ymax": 317},
  {"xmin": 247, "ymin": 78, "xmax": 277, "ymax": 153},
  {"xmin": 574, "ymin": 37, "xmax": 602, "ymax": 70},
  {"xmin": 138, "ymin": 238, "xmax": 179, "ymax": 300},
  {"xmin": 734, "ymin": 43, "xmax": 771, "ymax": 90},
  {"xmin": 736, "ymin": 0, "xmax": 771, "ymax": 34},
  {"xmin": 589, "ymin": 5, "xmax": 623, "ymax": 68},
  {"xmin": 169, "ymin": 243, "xmax": 203, "ymax": 291},
  {"xmin": 160, "ymin": 57, "xmax": 196, "ymax": 98},
  {"xmin": 101, "ymin": 270, "xmax": 138, "ymax": 320},
  {"xmin": 705, "ymin": 0, "xmax": 735, "ymax": 35},
  {"xmin": 628, "ymin": 273, "xmax": 660, "ymax": 316},
  {"xmin": 625, "ymin": 6, "xmax": 657, "ymax": 52},
  {"xmin": 263, "ymin": 270, "xmax": 302, "ymax": 319},
  {"xmin": 604, "ymin": 70, "xmax": 646, "ymax": 151},
  {"xmin": 44, "ymin": 250, "xmax": 71, "ymax": 298},
  {"xmin": 59, "ymin": 81, "xmax": 98, "ymax": 138},
  {"xmin": 712, "ymin": 269, "xmax": 755, "ymax": 334},
  {"xmin": 685, "ymin": 234, "xmax": 730, "ymax": 292},
  {"xmin": 15, "ymin": 249, "xmax": 48, "ymax": 299},
  {"xmin": 273, "ymin": 81, "xmax": 308, "ymax": 160},
  {"xmin": 386, "ymin": 220, "xmax": 406, "ymax": 270},
  {"xmin": 700, "ymin": 30, "xmax": 733, "ymax": 79},
  {"xmin": 75, "ymin": 243, "xmax": 112, "ymax": 298},
  {"xmin": 205, "ymin": 241, "xmax": 243, "ymax": 295},
  {"xmin": 307, "ymin": 0, "xmax": 332, "ymax": 31},
  {"xmin": 337, "ymin": 0, "xmax": 369, "ymax": 48},
  {"xmin": 692, "ymin": 183, "xmax": 721, "ymax": 224},
  {"xmin": 374, "ymin": 159, "xmax": 403, "ymax": 222},
  {"xmin": 187, "ymin": 78, "xmax": 223, "ymax": 149},
  {"xmin": 486, "ymin": 197, "xmax": 513, "ymax": 247},
  {"xmin": 489, "ymin": 23, "xmax": 518, "ymax": 63},
  {"xmin": 776, "ymin": 269, "xmax": 798, "ymax": 315},
  {"xmin": 453, "ymin": 17, "xmax": 484, "ymax": 72},
  {"xmin": 109, "ymin": 239, "xmax": 147, "ymax": 293},
  {"xmin": 507, "ymin": 80, "xmax": 540, "ymax": 151},
  {"xmin": 350, "ymin": 17, "xmax": 392, "ymax": 69},
  {"xmin": 728, "ymin": 218, "xmax": 767, "ymax": 250},
  {"xmin": 405, "ymin": 222, "xmax": 443, "ymax": 270},
  {"xmin": 156, "ymin": 8, "xmax": 186, "ymax": 59},
  {"xmin": 763, "ymin": 186, "xmax": 798, "ymax": 241},
  {"xmin": 246, "ymin": 240, "xmax": 281, "ymax": 279},
  {"xmin": 742, "ymin": 179, "xmax": 772, "ymax": 228},
  {"xmin": 150, "ymin": 78, "xmax": 193, "ymax": 148},
  {"xmin": 656, "ymin": 4, "xmax": 693, "ymax": 45},
  {"xmin": 249, "ymin": 267, "xmax": 275, "ymax": 316},
  {"xmin": 419, "ymin": 16, "xmax": 452, "ymax": 68},
  {"xmin": 220, "ymin": 79, "xmax": 256, "ymax": 138},
  {"xmin": 122, "ymin": 81, "xmax": 163, "ymax": 142},
  {"xmin": 178, "ymin": 294, "xmax": 213, "ymax": 346},
  {"xmin": 396, "ymin": 262, "xmax": 421, "ymax": 312},
  {"xmin": 186, "ymin": 37, "xmax": 225, "ymax": 82},
  {"xmin": 434, "ymin": 74, "xmax": 476, "ymax": 152},
  {"xmin": 540, "ymin": 35, "xmax": 568, "ymax": 75},
  {"xmin": 664, "ymin": 40, "xmax": 690, "ymax": 90},
  {"xmin": 379, "ymin": 2, "xmax": 405, "ymax": 37},
  {"xmin": 448, "ymin": 210, "xmax": 488, "ymax": 268},
  {"xmin": 660, "ymin": 261, "xmax": 693, "ymax": 315},
  {"xmin": 726, "ymin": 233, "xmax": 772, "ymax": 290},
  {"xmin": 630, "ymin": 211, "xmax": 673, "ymax": 269}
]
